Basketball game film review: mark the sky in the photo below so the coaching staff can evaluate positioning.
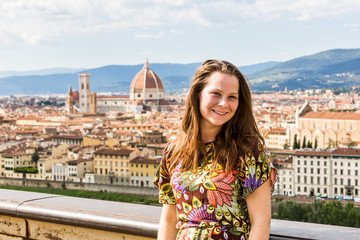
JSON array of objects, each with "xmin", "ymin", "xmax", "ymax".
[{"xmin": 0, "ymin": 0, "xmax": 359, "ymax": 71}]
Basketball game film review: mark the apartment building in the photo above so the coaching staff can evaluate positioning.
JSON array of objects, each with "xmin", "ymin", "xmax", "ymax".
[
  {"xmin": 293, "ymin": 150, "xmax": 332, "ymax": 197},
  {"xmin": 129, "ymin": 156, "xmax": 160, "ymax": 187},
  {"xmin": 93, "ymin": 148, "xmax": 137, "ymax": 185},
  {"xmin": 291, "ymin": 148, "xmax": 360, "ymax": 198}
]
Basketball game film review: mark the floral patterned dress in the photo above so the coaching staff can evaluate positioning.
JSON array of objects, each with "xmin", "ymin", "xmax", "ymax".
[{"xmin": 153, "ymin": 141, "xmax": 278, "ymax": 240}]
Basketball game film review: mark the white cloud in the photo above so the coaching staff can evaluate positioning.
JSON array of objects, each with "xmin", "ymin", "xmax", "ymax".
[
  {"xmin": 134, "ymin": 32, "xmax": 164, "ymax": 39},
  {"xmin": 0, "ymin": 0, "xmax": 359, "ymax": 47}
]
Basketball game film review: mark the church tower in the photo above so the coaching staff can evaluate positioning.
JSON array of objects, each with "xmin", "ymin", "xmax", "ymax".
[
  {"xmin": 78, "ymin": 73, "xmax": 91, "ymax": 113},
  {"xmin": 67, "ymin": 84, "xmax": 74, "ymax": 114}
]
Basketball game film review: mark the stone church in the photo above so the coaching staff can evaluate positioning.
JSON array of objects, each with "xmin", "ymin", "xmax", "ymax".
[{"xmin": 66, "ymin": 59, "xmax": 170, "ymax": 113}]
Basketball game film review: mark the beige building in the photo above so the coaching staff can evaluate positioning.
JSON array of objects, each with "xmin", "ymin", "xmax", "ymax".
[
  {"xmin": 129, "ymin": 156, "xmax": 160, "ymax": 187},
  {"xmin": 93, "ymin": 148, "xmax": 137, "ymax": 185},
  {"xmin": 289, "ymin": 103, "xmax": 360, "ymax": 149},
  {"xmin": 293, "ymin": 148, "xmax": 359, "ymax": 198},
  {"xmin": 264, "ymin": 128, "xmax": 288, "ymax": 149}
]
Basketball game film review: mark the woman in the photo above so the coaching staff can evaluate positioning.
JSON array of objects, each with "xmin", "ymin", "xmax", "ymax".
[{"xmin": 153, "ymin": 59, "xmax": 277, "ymax": 240}]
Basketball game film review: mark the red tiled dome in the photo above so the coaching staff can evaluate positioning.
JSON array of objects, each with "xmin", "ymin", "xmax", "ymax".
[{"xmin": 130, "ymin": 59, "xmax": 164, "ymax": 90}]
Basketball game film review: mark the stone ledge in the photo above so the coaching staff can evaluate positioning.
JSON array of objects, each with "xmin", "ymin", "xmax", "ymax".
[{"xmin": 1, "ymin": 189, "xmax": 360, "ymax": 240}]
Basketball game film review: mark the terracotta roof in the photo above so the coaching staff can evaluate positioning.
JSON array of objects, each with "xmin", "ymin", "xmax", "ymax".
[
  {"xmin": 159, "ymin": 99, "xmax": 169, "ymax": 106},
  {"xmin": 130, "ymin": 156, "xmax": 160, "ymax": 164},
  {"xmin": 301, "ymin": 111, "xmax": 360, "ymax": 120},
  {"xmin": 130, "ymin": 60, "xmax": 164, "ymax": 90},
  {"xmin": 94, "ymin": 148, "xmax": 134, "ymax": 156},
  {"xmin": 52, "ymin": 135, "xmax": 83, "ymax": 140},
  {"xmin": 332, "ymin": 148, "xmax": 360, "ymax": 156},
  {"xmin": 294, "ymin": 150, "xmax": 332, "ymax": 156}
]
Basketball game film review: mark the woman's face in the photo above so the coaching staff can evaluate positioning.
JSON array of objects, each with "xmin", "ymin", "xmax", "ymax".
[{"xmin": 199, "ymin": 72, "xmax": 239, "ymax": 134}]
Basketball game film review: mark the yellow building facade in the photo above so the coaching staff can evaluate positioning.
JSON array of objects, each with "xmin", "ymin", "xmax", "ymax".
[
  {"xmin": 130, "ymin": 156, "xmax": 160, "ymax": 187},
  {"xmin": 93, "ymin": 148, "xmax": 137, "ymax": 184}
]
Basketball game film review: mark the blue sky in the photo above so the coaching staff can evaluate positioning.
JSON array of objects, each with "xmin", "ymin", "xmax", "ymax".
[{"xmin": 0, "ymin": 0, "xmax": 359, "ymax": 71}]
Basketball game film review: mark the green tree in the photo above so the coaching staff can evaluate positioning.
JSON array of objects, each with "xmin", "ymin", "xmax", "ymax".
[
  {"xmin": 314, "ymin": 138, "xmax": 318, "ymax": 149},
  {"xmin": 32, "ymin": 149, "xmax": 40, "ymax": 166},
  {"xmin": 307, "ymin": 141, "xmax": 312, "ymax": 148},
  {"xmin": 302, "ymin": 137, "xmax": 307, "ymax": 149},
  {"xmin": 293, "ymin": 134, "xmax": 299, "ymax": 149}
]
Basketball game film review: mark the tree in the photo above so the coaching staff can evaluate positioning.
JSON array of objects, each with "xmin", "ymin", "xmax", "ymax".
[
  {"xmin": 302, "ymin": 137, "xmax": 307, "ymax": 149},
  {"xmin": 307, "ymin": 141, "xmax": 313, "ymax": 148},
  {"xmin": 32, "ymin": 150, "xmax": 40, "ymax": 166},
  {"xmin": 314, "ymin": 138, "xmax": 318, "ymax": 149},
  {"xmin": 293, "ymin": 135, "xmax": 299, "ymax": 149}
]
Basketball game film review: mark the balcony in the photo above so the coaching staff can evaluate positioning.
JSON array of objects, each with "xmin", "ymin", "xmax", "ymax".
[{"xmin": 1, "ymin": 189, "xmax": 360, "ymax": 239}]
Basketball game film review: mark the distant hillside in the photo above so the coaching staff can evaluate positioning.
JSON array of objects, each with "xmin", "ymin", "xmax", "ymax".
[
  {"xmin": 249, "ymin": 48, "xmax": 360, "ymax": 90},
  {"xmin": 0, "ymin": 68, "xmax": 84, "ymax": 78},
  {"xmin": 0, "ymin": 61, "xmax": 277, "ymax": 95},
  {"xmin": 1, "ymin": 48, "xmax": 360, "ymax": 95}
]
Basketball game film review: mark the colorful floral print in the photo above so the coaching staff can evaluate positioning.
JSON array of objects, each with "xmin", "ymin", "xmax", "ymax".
[{"xmin": 153, "ymin": 141, "xmax": 278, "ymax": 240}]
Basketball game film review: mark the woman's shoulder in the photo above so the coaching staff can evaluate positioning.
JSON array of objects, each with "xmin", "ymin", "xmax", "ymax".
[{"xmin": 248, "ymin": 138, "xmax": 265, "ymax": 158}]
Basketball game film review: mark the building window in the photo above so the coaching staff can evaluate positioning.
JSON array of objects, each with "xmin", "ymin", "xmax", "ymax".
[
  {"xmin": 335, "ymin": 178, "xmax": 337, "ymax": 185},
  {"xmin": 304, "ymin": 176, "xmax": 307, "ymax": 184},
  {"xmin": 348, "ymin": 179, "xmax": 351, "ymax": 185},
  {"xmin": 340, "ymin": 179, "xmax": 344, "ymax": 185},
  {"xmin": 297, "ymin": 176, "xmax": 300, "ymax": 183},
  {"xmin": 304, "ymin": 168, "xmax": 307, "ymax": 173},
  {"xmin": 324, "ymin": 177, "xmax": 327, "ymax": 185},
  {"xmin": 348, "ymin": 170, "xmax": 351, "ymax": 175},
  {"xmin": 324, "ymin": 169, "xmax": 327, "ymax": 174},
  {"xmin": 311, "ymin": 161, "xmax": 313, "ymax": 166},
  {"xmin": 334, "ymin": 187, "xmax": 338, "ymax": 194},
  {"xmin": 297, "ymin": 167, "xmax": 300, "ymax": 173},
  {"xmin": 317, "ymin": 169, "xmax": 320, "ymax": 174},
  {"xmin": 311, "ymin": 168, "xmax": 314, "ymax": 174}
]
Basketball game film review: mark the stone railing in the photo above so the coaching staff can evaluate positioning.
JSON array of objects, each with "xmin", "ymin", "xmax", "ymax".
[{"xmin": 1, "ymin": 189, "xmax": 360, "ymax": 240}]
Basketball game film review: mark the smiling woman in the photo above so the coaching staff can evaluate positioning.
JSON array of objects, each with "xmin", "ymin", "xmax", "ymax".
[{"xmin": 153, "ymin": 59, "xmax": 278, "ymax": 240}]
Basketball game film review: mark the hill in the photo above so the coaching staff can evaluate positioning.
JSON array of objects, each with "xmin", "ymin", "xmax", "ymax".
[
  {"xmin": 249, "ymin": 48, "xmax": 360, "ymax": 90},
  {"xmin": 0, "ymin": 61, "xmax": 278, "ymax": 95}
]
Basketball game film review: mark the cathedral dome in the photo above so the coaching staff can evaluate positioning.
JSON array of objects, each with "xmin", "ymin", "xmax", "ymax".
[{"xmin": 130, "ymin": 59, "xmax": 164, "ymax": 91}]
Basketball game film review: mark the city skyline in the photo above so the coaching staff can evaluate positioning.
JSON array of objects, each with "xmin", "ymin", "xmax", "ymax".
[{"xmin": 0, "ymin": 0, "xmax": 359, "ymax": 71}]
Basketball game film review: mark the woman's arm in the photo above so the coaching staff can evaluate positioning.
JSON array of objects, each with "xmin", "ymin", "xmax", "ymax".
[
  {"xmin": 245, "ymin": 178, "xmax": 272, "ymax": 240},
  {"xmin": 158, "ymin": 204, "xmax": 178, "ymax": 240}
]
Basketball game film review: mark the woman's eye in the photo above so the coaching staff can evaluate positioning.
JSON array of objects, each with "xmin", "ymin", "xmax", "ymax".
[
  {"xmin": 213, "ymin": 92, "xmax": 220, "ymax": 96},
  {"xmin": 229, "ymin": 96, "xmax": 237, "ymax": 100}
]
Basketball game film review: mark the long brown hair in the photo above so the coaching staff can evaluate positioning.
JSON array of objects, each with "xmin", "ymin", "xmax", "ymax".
[{"xmin": 168, "ymin": 59, "xmax": 264, "ymax": 173}]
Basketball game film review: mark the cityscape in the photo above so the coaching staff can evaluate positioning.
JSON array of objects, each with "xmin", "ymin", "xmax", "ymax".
[{"xmin": 1, "ymin": 59, "xmax": 360, "ymax": 202}]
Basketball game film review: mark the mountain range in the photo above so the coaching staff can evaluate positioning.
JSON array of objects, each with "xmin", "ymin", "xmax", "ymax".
[{"xmin": 1, "ymin": 48, "xmax": 359, "ymax": 95}]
